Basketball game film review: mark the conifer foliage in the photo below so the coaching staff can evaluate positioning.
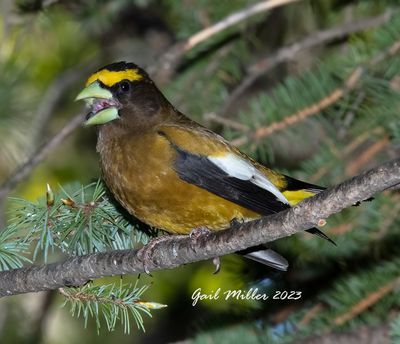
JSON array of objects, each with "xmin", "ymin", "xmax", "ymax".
[{"xmin": 0, "ymin": 0, "xmax": 399, "ymax": 342}]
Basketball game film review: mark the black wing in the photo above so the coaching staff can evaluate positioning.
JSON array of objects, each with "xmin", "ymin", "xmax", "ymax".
[
  {"xmin": 170, "ymin": 144, "xmax": 335, "ymax": 245},
  {"xmin": 172, "ymin": 145, "xmax": 289, "ymax": 215}
]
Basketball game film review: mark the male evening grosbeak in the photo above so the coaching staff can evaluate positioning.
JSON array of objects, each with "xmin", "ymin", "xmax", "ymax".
[{"xmin": 76, "ymin": 61, "xmax": 334, "ymax": 272}]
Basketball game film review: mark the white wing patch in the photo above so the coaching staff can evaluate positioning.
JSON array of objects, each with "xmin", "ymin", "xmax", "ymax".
[{"xmin": 208, "ymin": 153, "xmax": 289, "ymax": 205}]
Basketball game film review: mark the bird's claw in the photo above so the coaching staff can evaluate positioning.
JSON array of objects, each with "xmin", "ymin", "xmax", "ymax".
[
  {"xmin": 212, "ymin": 257, "xmax": 221, "ymax": 274},
  {"xmin": 138, "ymin": 236, "xmax": 171, "ymax": 275},
  {"xmin": 140, "ymin": 229, "xmax": 221, "ymax": 275},
  {"xmin": 189, "ymin": 226, "xmax": 210, "ymax": 240},
  {"xmin": 189, "ymin": 227, "xmax": 221, "ymax": 273},
  {"xmin": 229, "ymin": 217, "xmax": 244, "ymax": 228},
  {"xmin": 189, "ymin": 226, "xmax": 210, "ymax": 250}
]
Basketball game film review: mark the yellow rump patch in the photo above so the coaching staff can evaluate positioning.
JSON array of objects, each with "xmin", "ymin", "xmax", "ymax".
[
  {"xmin": 86, "ymin": 69, "xmax": 143, "ymax": 87},
  {"xmin": 282, "ymin": 190, "xmax": 315, "ymax": 206}
]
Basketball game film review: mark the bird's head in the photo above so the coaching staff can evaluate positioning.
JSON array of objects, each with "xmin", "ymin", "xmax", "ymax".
[{"xmin": 76, "ymin": 61, "xmax": 171, "ymax": 130}]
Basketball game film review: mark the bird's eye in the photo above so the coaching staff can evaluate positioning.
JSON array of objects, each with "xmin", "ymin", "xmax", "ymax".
[{"xmin": 119, "ymin": 80, "xmax": 130, "ymax": 93}]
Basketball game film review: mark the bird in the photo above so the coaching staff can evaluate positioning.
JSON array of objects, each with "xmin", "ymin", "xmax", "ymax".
[{"xmin": 76, "ymin": 61, "xmax": 334, "ymax": 272}]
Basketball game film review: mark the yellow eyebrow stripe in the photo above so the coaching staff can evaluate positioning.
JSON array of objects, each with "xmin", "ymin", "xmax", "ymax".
[{"xmin": 86, "ymin": 69, "xmax": 143, "ymax": 87}]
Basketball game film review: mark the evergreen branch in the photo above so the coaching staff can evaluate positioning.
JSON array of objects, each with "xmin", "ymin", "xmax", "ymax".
[
  {"xmin": 7, "ymin": 181, "xmax": 151, "ymax": 261},
  {"xmin": 0, "ymin": 157, "xmax": 398, "ymax": 297},
  {"xmin": 299, "ymin": 303, "xmax": 323, "ymax": 326},
  {"xmin": 151, "ymin": 0, "xmax": 301, "ymax": 79},
  {"xmin": 0, "ymin": 63, "xmax": 95, "ymax": 228},
  {"xmin": 345, "ymin": 136, "xmax": 389, "ymax": 176},
  {"xmin": 309, "ymin": 127, "xmax": 385, "ymax": 183},
  {"xmin": 343, "ymin": 127, "xmax": 385, "ymax": 156},
  {"xmin": 0, "ymin": 225, "xmax": 31, "ymax": 270},
  {"xmin": 59, "ymin": 281, "xmax": 166, "ymax": 333},
  {"xmin": 231, "ymin": 67, "xmax": 363, "ymax": 146},
  {"xmin": 218, "ymin": 10, "xmax": 395, "ymax": 116},
  {"xmin": 0, "ymin": 113, "xmax": 84, "ymax": 203},
  {"xmin": 333, "ymin": 277, "xmax": 400, "ymax": 326},
  {"xmin": 231, "ymin": 37, "xmax": 400, "ymax": 147}
]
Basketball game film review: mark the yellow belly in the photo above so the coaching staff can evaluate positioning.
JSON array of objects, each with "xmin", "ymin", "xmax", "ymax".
[
  {"xmin": 99, "ymin": 132, "xmax": 260, "ymax": 234},
  {"xmin": 132, "ymin": 182, "xmax": 260, "ymax": 234}
]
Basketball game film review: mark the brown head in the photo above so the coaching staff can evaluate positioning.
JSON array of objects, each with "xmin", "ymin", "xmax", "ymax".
[{"xmin": 76, "ymin": 61, "xmax": 174, "ymax": 134}]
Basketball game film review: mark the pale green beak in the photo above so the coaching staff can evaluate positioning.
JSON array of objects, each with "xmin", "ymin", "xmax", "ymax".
[{"xmin": 75, "ymin": 81, "xmax": 119, "ymax": 126}]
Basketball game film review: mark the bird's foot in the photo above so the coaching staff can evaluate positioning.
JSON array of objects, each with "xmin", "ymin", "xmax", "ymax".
[
  {"xmin": 189, "ymin": 227, "xmax": 221, "ymax": 274},
  {"xmin": 189, "ymin": 226, "xmax": 210, "ymax": 240},
  {"xmin": 138, "ymin": 235, "xmax": 173, "ymax": 275},
  {"xmin": 230, "ymin": 217, "xmax": 244, "ymax": 228},
  {"xmin": 189, "ymin": 226, "xmax": 211, "ymax": 249}
]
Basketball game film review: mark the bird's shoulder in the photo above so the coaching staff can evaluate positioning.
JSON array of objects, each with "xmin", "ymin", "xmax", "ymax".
[{"xmin": 156, "ymin": 119, "xmax": 235, "ymax": 157}]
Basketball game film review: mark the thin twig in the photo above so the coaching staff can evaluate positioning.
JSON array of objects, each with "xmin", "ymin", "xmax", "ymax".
[
  {"xmin": 203, "ymin": 112, "xmax": 250, "ymax": 131},
  {"xmin": 182, "ymin": 0, "xmax": 300, "ymax": 54},
  {"xmin": 345, "ymin": 136, "xmax": 390, "ymax": 176},
  {"xmin": 333, "ymin": 277, "xmax": 400, "ymax": 326},
  {"xmin": 0, "ymin": 63, "xmax": 97, "ymax": 227},
  {"xmin": 343, "ymin": 127, "xmax": 385, "ymax": 156},
  {"xmin": 231, "ymin": 36, "xmax": 400, "ymax": 147},
  {"xmin": 0, "ymin": 157, "xmax": 398, "ymax": 297},
  {"xmin": 0, "ymin": 61, "xmax": 97, "ymax": 212},
  {"xmin": 0, "ymin": 113, "xmax": 84, "ymax": 202},
  {"xmin": 308, "ymin": 127, "xmax": 385, "ymax": 183},
  {"xmin": 299, "ymin": 303, "xmax": 324, "ymax": 326},
  {"xmin": 219, "ymin": 10, "xmax": 394, "ymax": 116},
  {"xmin": 59, "ymin": 287, "xmax": 125, "ymax": 306},
  {"xmin": 150, "ymin": 0, "xmax": 301, "ymax": 80},
  {"xmin": 34, "ymin": 63, "xmax": 97, "ymax": 142},
  {"xmin": 231, "ymin": 67, "xmax": 364, "ymax": 146}
]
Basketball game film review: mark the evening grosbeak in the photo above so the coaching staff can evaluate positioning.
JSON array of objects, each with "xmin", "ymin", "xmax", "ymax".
[{"xmin": 76, "ymin": 61, "xmax": 334, "ymax": 271}]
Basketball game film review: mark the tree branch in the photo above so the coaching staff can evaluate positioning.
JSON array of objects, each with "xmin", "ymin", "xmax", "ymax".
[
  {"xmin": 150, "ymin": 0, "xmax": 301, "ymax": 81},
  {"xmin": 0, "ymin": 1, "xmax": 300, "ymax": 202},
  {"xmin": 33, "ymin": 63, "xmax": 97, "ymax": 143},
  {"xmin": 0, "ymin": 113, "xmax": 84, "ymax": 202},
  {"xmin": 230, "ymin": 35, "xmax": 400, "ymax": 147},
  {"xmin": 0, "ymin": 158, "xmax": 398, "ymax": 297},
  {"xmin": 218, "ymin": 10, "xmax": 394, "ymax": 116}
]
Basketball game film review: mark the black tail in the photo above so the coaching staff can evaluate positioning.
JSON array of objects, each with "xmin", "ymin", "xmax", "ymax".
[
  {"xmin": 306, "ymin": 227, "xmax": 336, "ymax": 246},
  {"xmin": 283, "ymin": 175, "xmax": 336, "ymax": 245}
]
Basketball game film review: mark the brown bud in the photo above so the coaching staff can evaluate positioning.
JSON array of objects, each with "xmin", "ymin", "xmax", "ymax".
[
  {"xmin": 46, "ymin": 183, "xmax": 55, "ymax": 207},
  {"xmin": 61, "ymin": 198, "xmax": 75, "ymax": 207}
]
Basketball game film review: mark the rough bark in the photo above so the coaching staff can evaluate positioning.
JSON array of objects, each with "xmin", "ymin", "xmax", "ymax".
[{"xmin": 0, "ymin": 158, "xmax": 398, "ymax": 297}]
